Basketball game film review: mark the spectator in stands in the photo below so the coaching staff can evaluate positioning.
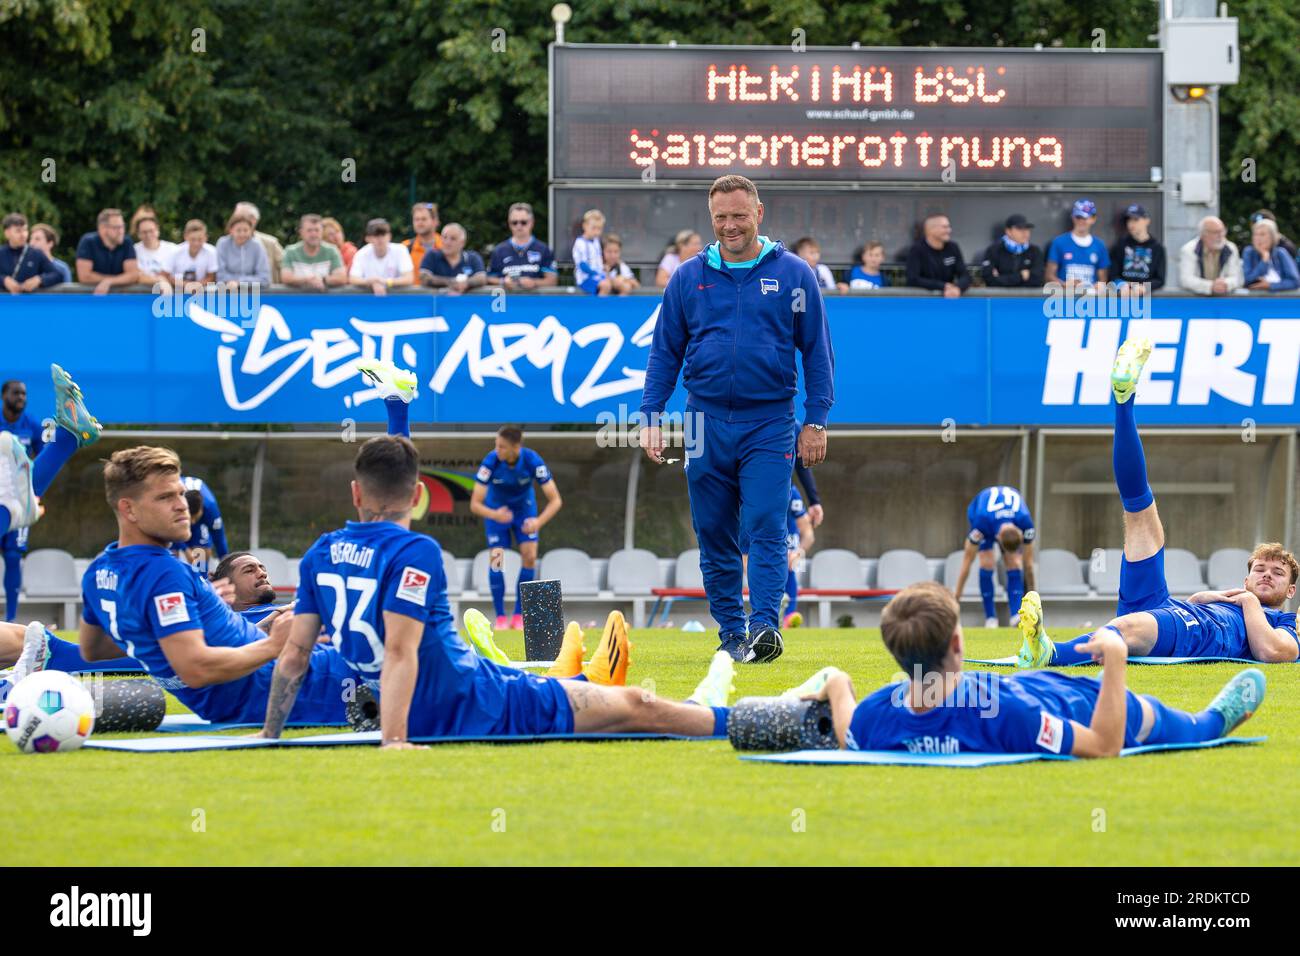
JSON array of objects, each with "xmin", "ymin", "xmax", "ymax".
[
  {"xmin": 979, "ymin": 214, "xmax": 1044, "ymax": 288},
  {"xmin": 601, "ymin": 233, "xmax": 639, "ymax": 295},
  {"xmin": 1, "ymin": 213, "xmax": 62, "ymax": 293},
  {"xmin": 1178, "ymin": 216, "xmax": 1243, "ymax": 296},
  {"xmin": 233, "ymin": 201, "xmax": 284, "ymax": 283},
  {"xmin": 655, "ymin": 229, "xmax": 703, "ymax": 287},
  {"xmin": 1108, "ymin": 204, "xmax": 1165, "ymax": 295},
  {"xmin": 906, "ymin": 215, "xmax": 969, "ymax": 297},
  {"xmin": 350, "ymin": 218, "xmax": 415, "ymax": 295},
  {"xmin": 76, "ymin": 208, "xmax": 139, "ymax": 294},
  {"xmin": 847, "ymin": 241, "xmax": 889, "ymax": 289},
  {"xmin": 170, "ymin": 219, "xmax": 218, "ymax": 291},
  {"xmin": 793, "ymin": 236, "xmax": 844, "ymax": 292},
  {"xmin": 129, "ymin": 204, "xmax": 158, "ymax": 237},
  {"xmin": 321, "ymin": 217, "xmax": 357, "ymax": 271},
  {"xmin": 488, "ymin": 203, "xmax": 557, "ymax": 290},
  {"xmin": 1250, "ymin": 209, "xmax": 1297, "ymax": 258},
  {"xmin": 420, "ymin": 222, "xmax": 486, "ymax": 294},
  {"xmin": 1242, "ymin": 218, "xmax": 1300, "ymax": 292},
  {"xmin": 215, "ymin": 211, "xmax": 271, "ymax": 287},
  {"xmin": 132, "ymin": 214, "xmax": 177, "ymax": 292},
  {"xmin": 281, "ymin": 214, "xmax": 347, "ymax": 291},
  {"xmin": 403, "ymin": 203, "xmax": 442, "ymax": 270},
  {"xmin": 572, "ymin": 209, "xmax": 609, "ymax": 295},
  {"xmin": 28, "ymin": 224, "xmax": 71, "ymax": 284},
  {"xmin": 1044, "ymin": 199, "xmax": 1109, "ymax": 292}
]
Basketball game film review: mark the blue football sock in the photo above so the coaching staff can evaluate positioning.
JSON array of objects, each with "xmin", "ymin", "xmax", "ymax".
[
  {"xmin": 1006, "ymin": 569, "xmax": 1024, "ymax": 619},
  {"xmin": 3, "ymin": 553, "xmax": 20, "ymax": 621},
  {"xmin": 1142, "ymin": 695, "xmax": 1226, "ymax": 744},
  {"xmin": 384, "ymin": 397, "xmax": 410, "ymax": 438},
  {"xmin": 44, "ymin": 634, "xmax": 86, "ymax": 671},
  {"xmin": 33, "ymin": 425, "xmax": 78, "ymax": 497},
  {"xmin": 978, "ymin": 568, "xmax": 996, "ymax": 620},
  {"xmin": 0, "ymin": 505, "xmax": 11, "ymax": 538},
  {"xmin": 488, "ymin": 568, "xmax": 505, "ymax": 618},
  {"xmin": 1051, "ymin": 633, "xmax": 1098, "ymax": 666},
  {"xmin": 711, "ymin": 706, "xmax": 730, "ymax": 736},
  {"xmin": 1113, "ymin": 398, "xmax": 1154, "ymax": 512},
  {"xmin": 785, "ymin": 569, "xmax": 798, "ymax": 616},
  {"xmin": 513, "ymin": 566, "xmax": 536, "ymax": 616}
]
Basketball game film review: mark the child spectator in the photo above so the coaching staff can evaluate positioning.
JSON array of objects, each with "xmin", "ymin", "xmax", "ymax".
[
  {"xmin": 847, "ymin": 241, "xmax": 890, "ymax": 289},
  {"xmin": 1109, "ymin": 204, "xmax": 1166, "ymax": 293},
  {"xmin": 572, "ymin": 209, "xmax": 609, "ymax": 295},
  {"xmin": 793, "ymin": 236, "xmax": 842, "ymax": 292},
  {"xmin": 170, "ymin": 220, "xmax": 218, "ymax": 291},
  {"xmin": 28, "ymin": 224, "xmax": 71, "ymax": 284},
  {"xmin": 1, "ymin": 213, "xmax": 62, "ymax": 293},
  {"xmin": 601, "ymin": 233, "xmax": 639, "ymax": 295}
]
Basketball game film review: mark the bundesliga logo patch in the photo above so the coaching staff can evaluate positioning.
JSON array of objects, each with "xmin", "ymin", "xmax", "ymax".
[
  {"xmin": 397, "ymin": 567, "xmax": 431, "ymax": 605},
  {"xmin": 153, "ymin": 592, "xmax": 188, "ymax": 626},
  {"xmin": 1037, "ymin": 711, "xmax": 1064, "ymax": 753}
]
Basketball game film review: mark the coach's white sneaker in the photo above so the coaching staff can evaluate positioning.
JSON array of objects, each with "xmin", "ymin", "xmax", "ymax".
[
  {"xmin": 0, "ymin": 432, "xmax": 41, "ymax": 530},
  {"xmin": 357, "ymin": 358, "xmax": 418, "ymax": 403}
]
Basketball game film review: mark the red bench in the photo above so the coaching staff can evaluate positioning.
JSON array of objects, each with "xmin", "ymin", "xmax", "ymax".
[{"xmin": 649, "ymin": 587, "xmax": 897, "ymax": 628}]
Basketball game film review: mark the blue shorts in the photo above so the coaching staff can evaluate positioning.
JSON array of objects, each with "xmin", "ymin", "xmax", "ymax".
[
  {"xmin": 406, "ymin": 662, "xmax": 575, "ymax": 738},
  {"xmin": 485, "ymin": 503, "xmax": 538, "ymax": 548},
  {"xmin": 1116, "ymin": 549, "xmax": 1242, "ymax": 658},
  {"xmin": 1, "ymin": 528, "xmax": 29, "ymax": 554},
  {"xmin": 232, "ymin": 644, "xmax": 353, "ymax": 724}
]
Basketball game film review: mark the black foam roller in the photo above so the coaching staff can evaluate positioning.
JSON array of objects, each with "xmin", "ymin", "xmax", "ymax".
[
  {"xmin": 728, "ymin": 696, "xmax": 837, "ymax": 752},
  {"xmin": 88, "ymin": 678, "xmax": 167, "ymax": 732},
  {"xmin": 520, "ymin": 578, "xmax": 564, "ymax": 662},
  {"xmin": 346, "ymin": 683, "xmax": 381, "ymax": 731}
]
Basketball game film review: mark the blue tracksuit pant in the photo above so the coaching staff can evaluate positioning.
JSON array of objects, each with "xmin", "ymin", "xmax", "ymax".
[{"xmin": 685, "ymin": 409, "xmax": 796, "ymax": 637}]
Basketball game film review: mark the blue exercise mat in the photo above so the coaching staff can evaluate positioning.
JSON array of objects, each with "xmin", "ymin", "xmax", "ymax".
[
  {"xmin": 740, "ymin": 736, "xmax": 1264, "ymax": 767},
  {"xmin": 154, "ymin": 714, "xmax": 348, "ymax": 733},
  {"xmin": 965, "ymin": 654, "xmax": 1272, "ymax": 667},
  {"xmin": 85, "ymin": 729, "xmax": 726, "ymax": 752}
]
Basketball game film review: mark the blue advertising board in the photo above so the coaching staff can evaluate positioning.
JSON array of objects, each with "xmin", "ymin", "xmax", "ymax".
[{"xmin": 3, "ymin": 292, "xmax": 1297, "ymax": 425}]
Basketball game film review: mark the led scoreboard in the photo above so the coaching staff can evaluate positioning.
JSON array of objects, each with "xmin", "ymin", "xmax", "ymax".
[{"xmin": 551, "ymin": 45, "xmax": 1163, "ymax": 183}]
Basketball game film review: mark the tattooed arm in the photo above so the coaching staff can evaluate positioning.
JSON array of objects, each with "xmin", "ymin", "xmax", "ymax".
[{"xmin": 258, "ymin": 612, "xmax": 321, "ymax": 738}]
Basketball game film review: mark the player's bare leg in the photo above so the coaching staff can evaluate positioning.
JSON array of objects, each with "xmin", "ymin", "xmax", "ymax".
[{"xmin": 563, "ymin": 651, "xmax": 733, "ymax": 735}]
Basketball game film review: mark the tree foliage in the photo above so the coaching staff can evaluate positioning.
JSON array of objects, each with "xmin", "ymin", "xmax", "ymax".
[{"xmin": 1, "ymin": 0, "xmax": 1294, "ymax": 259}]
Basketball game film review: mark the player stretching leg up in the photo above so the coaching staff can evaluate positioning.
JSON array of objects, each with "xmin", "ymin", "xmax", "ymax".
[
  {"xmin": 470, "ymin": 426, "xmax": 562, "ymax": 630},
  {"xmin": 1016, "ymin": 338, "xmax": 1298, "ymax": 667},
  {"xmin": 798, "ymin": 581, "xmax": 1264, "ymax": 758},
  {"xmin": 256, "ymin": 433, "xmax": 744, "ymax": 748}
]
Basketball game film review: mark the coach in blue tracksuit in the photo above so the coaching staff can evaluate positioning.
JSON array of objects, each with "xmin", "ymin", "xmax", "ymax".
[{"xmin": 639, "ymin": 175, "xmax": 834, "ymax": 664}]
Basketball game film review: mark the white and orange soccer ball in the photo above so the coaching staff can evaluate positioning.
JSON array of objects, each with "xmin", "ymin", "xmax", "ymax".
[{"xmin": 4, "ymin": 670, "xmax": 96, "ymax": 753}]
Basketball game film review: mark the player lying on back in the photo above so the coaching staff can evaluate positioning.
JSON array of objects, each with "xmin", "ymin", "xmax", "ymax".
[
  {"xmin": 77, "ymin": 446, "xmax": 355, "ymax": 724},
  {"xmin": 255, "ymin": 433, "xmax": 739, "ymax": 748},
  {"xmin": 797, "ymin": 581, "xmax": 1263, "ymax": 758},
  {"xmin": 1015, "ymin": 339, "xmax": 1298, "ymax": 667},
  {"xmin": 210, "ymin": 551, "xmax": 287, "ymax": 626},
  {"xmin": 951, "ymin": 485, "xmax": 1036, "ymax": 627},
  {"xmin": 0, "ymin": 620, "xmax": 145, "ymax": 702}
]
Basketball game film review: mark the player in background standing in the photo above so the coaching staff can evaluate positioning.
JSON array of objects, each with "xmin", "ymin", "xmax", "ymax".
[
  {"xmin": 742, "ymin": 482, "xmax": 814, "ymax": 629},
  {"xmin": 172, "ymin": 475, "xmax": 229, "ymax": 575},
  {"xmin": 470, "ymin": 427, "xmax": 562, "ymax": 630},
  {"xmin": 1, "ymin": 380, "xmax": 45, "ymax": 621},
  {"xmin": 1044, "ymin": 198, "xmax": 1109, "ymax": 292},
  {"xmin": 951, "ymin": 485, "xmax": 1036, "ymax": 628}
]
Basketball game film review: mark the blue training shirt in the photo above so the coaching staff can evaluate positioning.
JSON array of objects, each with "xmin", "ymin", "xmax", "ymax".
[
  {"xmin": 0, "ymin": 411, "xmax": 45, "ymax": 458},
  {"xmin": 295, "ymin": 520, "xmax": 540, "ymax": 735},
  {"xmin": 967, "ymin": 485, "xmax": 1035, "ymax": 548},
  {"xmin": 177, "ymin": 475, "xmax": 229, "ymax": 565},
  {"xmin": 847, "ymin": 671, "xmax": 1139, "ymax": 756},
  {"xmin": 1157, "ymin": 599, "xmax": 1298, "ymax": 659},
  {"xmin": 1046, "ymin": 233, "xmax": 1110, "ymax": 285},
  {"xmin": 475, "ymin": 447, "xmax": 551, "ymax": 510},
  {"xmin": 81, "ymin": 543, "xmax": 270, "ymax": 720}
]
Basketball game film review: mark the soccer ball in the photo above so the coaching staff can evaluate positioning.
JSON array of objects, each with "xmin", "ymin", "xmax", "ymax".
[{"xmin": 4, "ymin": 670, "xmax": 96, "ymax": 754}]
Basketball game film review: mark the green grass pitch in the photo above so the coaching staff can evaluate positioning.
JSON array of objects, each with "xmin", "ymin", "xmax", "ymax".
[{"xmin": 6, "ymin": 627, "xmax": 1297, "ymax": 866}]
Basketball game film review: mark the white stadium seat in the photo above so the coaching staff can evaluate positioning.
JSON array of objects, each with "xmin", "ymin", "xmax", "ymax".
[
  {"xmin": 442, "ymin": 551, "xmax": 461, "ymax": 596},
  {"xmin": 1164, "ymin": 548, "xmax": 1207, "ymax": 595},
  {"xmin": 538, "ymin": 548, "xmax": 598, "ymax": 595},
  {"xmin": 22, "ymin": 548, "xmax": 81, "ymax": 629},
  {"xmin": 1035, "ymin": 548, "xmax": 1091, "ymax": 597},
  {"xmin": 1207, "ymin": 548, "xmax": 1251, "ymax": 591},
  {"xmin": 943, "ymin": 550, "xmax": 1005, "ymax": 597},
  {"xmin": 675, "ymin": 549, "xmax": 703, "ymax": 589},
  {"xmin": 607, "ymin": 548, "xmax": 662, "ymax": 594},
  {"xmin": 876, "ymin": 549, "xmax": 932, "ymax": 591},
  {"xmin": 251, "ymin": 549, "xmax": 292, "ymax": 588},
  {"xmin": 1088, "ymin": 548, "xmax": 1123, "ymax": 596},
  {"xmin": 809, "ymin": 549, "xmax": 865, "ymax": 589}
]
